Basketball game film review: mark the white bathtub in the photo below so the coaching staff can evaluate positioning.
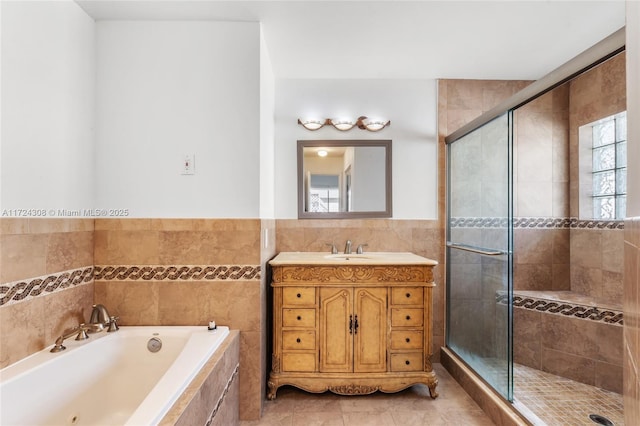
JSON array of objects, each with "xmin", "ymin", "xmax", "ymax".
[{"xmin": 0, "ymin": 325, "xmax": 230, "ymax": 426}]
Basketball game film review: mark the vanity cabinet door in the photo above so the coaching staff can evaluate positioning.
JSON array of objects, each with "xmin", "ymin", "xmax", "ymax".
[
  {"xmin": 319, "ymin": 288, "xmax": 353, "ymax": 373},
  {"xmin": 353, "ymin": 288, "xmax": 387, "ymax": 373}
]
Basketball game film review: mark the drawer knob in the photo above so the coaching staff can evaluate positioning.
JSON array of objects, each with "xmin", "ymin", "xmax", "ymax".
[
  {"xmin": 297, "ymin": 316, "xmax": 302, "ymax": 320},
  {"xmin": 405, "ymin": 338, "xmax": 411, "ymax": 343},
  {"xmin": 406, "ymin": 293, "xmax": 411, "ymax": 298},
  {"xmin": 405, "ymin": 360, "xmax": 411, "ymax": 365},
  {"xmin": 296, "ymin": 338, "xmax": 301, "ymax": 343},
  {"xmin": 297, "ymin": 293, "xmax": 301, "ymax": 298},
  {"xmin": 406, "ymin": 315, "xmax": 411, "ymax": 320}
]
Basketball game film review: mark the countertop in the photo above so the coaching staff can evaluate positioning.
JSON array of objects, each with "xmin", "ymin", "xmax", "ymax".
[{"xmin": 269, "ymin": 251, "xmax": 438, "ymax": 266}]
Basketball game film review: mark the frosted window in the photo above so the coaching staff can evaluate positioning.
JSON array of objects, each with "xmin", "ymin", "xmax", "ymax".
[{"xmin": 591, "ymin": 112, "xmax": 627, "ymax": 220}]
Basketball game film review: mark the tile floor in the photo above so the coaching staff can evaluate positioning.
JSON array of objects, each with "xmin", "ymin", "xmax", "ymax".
[
  {"xmin": 514, "ymin": 363, "xmax": 624, "ymax": 426},
  {"xmin": 240, "ymin": 364, "xmax": 495, "ymax": 426}
]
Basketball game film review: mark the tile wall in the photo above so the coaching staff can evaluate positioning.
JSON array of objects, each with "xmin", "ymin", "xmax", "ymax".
[
  {"xmin": 93, "ymin": 218, "xmax": 274, "ymax": 421},
  {"xmin": 624, "ymin": 216, "xmax": 640, "ymax": 424},
  {"xmin": 0, "ymin": 218, "xmax": 94, "ymax": 368}
]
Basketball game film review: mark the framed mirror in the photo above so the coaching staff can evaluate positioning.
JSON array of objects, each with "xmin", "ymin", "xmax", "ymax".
[{"xmin": 298, "ymin": 140, "xmax": 392, "ymax": 219}]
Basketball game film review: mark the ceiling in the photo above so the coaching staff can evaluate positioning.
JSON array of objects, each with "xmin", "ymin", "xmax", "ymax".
[{"xmin": 76, "ymin": 0, "xmax": 626, "ymax": 80}]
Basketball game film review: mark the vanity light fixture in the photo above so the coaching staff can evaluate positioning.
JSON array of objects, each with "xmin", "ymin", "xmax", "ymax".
[
  {"xmin": 356, "ymin": 116, "xmax": 391, "ymax": 132},
  {"xmin": 298, "ymin": 116, "xmax": 390, "ymax": 132},
  {"xmin": 297, "ymin": 118, "xmax": 328, "ymax": 131},
  {"xmin": 329, "ymin": 118, "xmax": 357, "ymax": 131}
]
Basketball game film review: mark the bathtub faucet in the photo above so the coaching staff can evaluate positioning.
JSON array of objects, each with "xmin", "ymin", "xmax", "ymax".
[
  {"xmin": 90, "ymin": 304, "xmax": 119, "ymax": 333},
  {"xmin": 50, "ymin": 324, "xmax": 91, "ymax": 352}
]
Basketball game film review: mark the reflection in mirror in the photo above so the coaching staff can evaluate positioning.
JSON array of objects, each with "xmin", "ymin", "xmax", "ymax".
[{"xmin": 298, "ymin": 140, "xmax": 392, "ymax": 219}]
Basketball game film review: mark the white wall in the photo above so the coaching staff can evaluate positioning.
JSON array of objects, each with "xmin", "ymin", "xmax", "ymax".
[
  {"xmin": 1, "ymin": 1, "xmax": 95, "ymax": 213},
  {"xmin": 274, "ymin": 79, "xmax": 438, "ymax": 219},
  {"xmin": 95, "ymin": 20, "xmax": 261, "ymax": 218},
  {"xmin": 627, "ymin": 1, "xmax": 640, "ymax": 217},
  {"xmin": 260, "ymin": 25, "xmax": 275, "ymax": 219}
]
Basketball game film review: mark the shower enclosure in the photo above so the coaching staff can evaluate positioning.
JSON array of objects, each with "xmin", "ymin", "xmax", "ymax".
[
  {"xmin": 444, "ymin": 28, "xmax": 626, "ymax": 424},
  {"xmin": 446, "ymin": 113, "xmax": 513, "ymax": 401}
]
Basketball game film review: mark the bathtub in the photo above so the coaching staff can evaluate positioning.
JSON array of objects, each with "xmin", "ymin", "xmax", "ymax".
[{"xmin": 0, "ymin": 325, "xmax": 230, "ymax": 425}]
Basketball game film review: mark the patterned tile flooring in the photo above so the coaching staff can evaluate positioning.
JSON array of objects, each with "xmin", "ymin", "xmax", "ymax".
[
  {"xmin": 241, "ymin": 362, "xmax": 625, "ymax": 425},
  {"xmin": 514, "ymin": 363, "xmax": 624, "ymax": 426},
  {"xmin": 240, "ymin": 364, "xmax": 494, "ymax": 425}
]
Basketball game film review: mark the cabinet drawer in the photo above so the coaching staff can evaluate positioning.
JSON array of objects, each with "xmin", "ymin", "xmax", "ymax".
[
  {"xmin": 283, "ymin": 330, "xmax": 316, "ymax": 350},
  {"xmin": 282, "ymin": 353, "xmax": 317, "ymax": 372},
  {"xmin": 283, "ymin": 287, "xmax": 316, "ymax": 306},
  {"xmin": 283, "ymin": 309, "xmax": 316, "ymax": 327},
  {"xmin": 390, "ymin": 330, "xmax": 423, "ymax": 350},
  {"xmin": 390, "ymin": 353, "xmax": 423, "ymax": 372},
  {"xmin": 391, "ymin": 308, "xmax": 424, "ymax": 327},
  {"xmin": 391, "ymin": 287, "xmax": 424, "ymax": 305}
]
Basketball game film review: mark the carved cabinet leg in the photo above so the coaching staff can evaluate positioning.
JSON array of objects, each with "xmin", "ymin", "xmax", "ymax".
[
  {"xmin": 428, "ymin": 383, "xmax": 439, "ymax": 399},
  {"xmin": 267, "ymin": 380, "xmax": 278, "ymax": 400}
]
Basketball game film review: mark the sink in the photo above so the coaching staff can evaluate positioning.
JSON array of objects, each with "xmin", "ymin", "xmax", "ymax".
[{"xmin": 324, "ymin": 254, "xmax": 373, "ymax": 260}]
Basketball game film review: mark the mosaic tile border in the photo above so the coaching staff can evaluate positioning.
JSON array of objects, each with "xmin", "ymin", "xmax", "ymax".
[
  {"xmin": 496, "ymin": 293, "xmax": 623, "ymax": 326},
  {"xmin": 94, "ymin": 265, "xmax": 261, "ymax": 281},
  {"xmin": 451, "ymin": 217, "xmax": 624, "ymax": 229},
  {"xmin": 0, "ymin": 266, "xmax": 94, "ymax": 307}
]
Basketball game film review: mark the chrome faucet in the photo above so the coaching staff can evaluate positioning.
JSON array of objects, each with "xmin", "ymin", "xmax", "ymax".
[
  {"xmin": 344, "ymin": 240, "xmax": 352, "ymax": 254},
  {"xmin": 356, "ymin": 243, "xmax": 368, "ymax": 254}
]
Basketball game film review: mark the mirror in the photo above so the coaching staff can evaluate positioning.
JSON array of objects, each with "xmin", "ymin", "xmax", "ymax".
[{"xmin": 298, "ymin": 140, "xmax": 392, "ymax": 219}]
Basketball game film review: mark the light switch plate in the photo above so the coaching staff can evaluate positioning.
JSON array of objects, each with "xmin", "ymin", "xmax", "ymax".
[{"xmin": 182, "ymin": 154, "xmax": 195, "ymax": 175}]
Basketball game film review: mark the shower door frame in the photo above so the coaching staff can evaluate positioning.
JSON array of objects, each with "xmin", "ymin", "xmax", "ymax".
[{"xmin": 445, "ymin": 111, "xmax": 515, "ymax": 402}]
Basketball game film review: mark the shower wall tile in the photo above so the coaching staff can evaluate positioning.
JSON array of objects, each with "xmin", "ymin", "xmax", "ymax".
[
  {"xmin": 541, "ymin": 348, "xmax": 596, "ymax": 386},
  {"xmin": 513, "ymin": 308, "xmax": 542, "ymax": 369},
  {"xmin": 595, "ymin": 361, "xmax": 623, "ymax": 394}
]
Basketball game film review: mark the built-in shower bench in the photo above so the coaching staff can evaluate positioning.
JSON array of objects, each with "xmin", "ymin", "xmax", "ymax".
[{"xmin": 509, "ymin": 290, "xmax": 623, "ymax": 393}]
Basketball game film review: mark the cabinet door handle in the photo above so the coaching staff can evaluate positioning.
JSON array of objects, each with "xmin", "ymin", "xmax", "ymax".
[
  {"xmin": 297, "ymin": 293, "xmax": 301, "ymax": 298},
  {"xmin": 354, "ymin": 315, "xmax": 359, "ymax": 334},
  {"xmin": 405, "ymin": 360, "xmax": 411, "ymax": 365},
  {"xmin": 406, "ymin": 293, "xmax": 411, "ymax": 298},
  {"xmin": 297, "ymin": 315, "xmax": 302, "ymax": 321},
  {"xmin": 349, "ymin": 315, "xmax": 353, "ymax": 335},
  {"xmin": 405, "ymin": 338, "xmax": 411, "ymax": 343},
  {"xmin": 406, "ymin": 315, "xmax": 411, "ymax": 320},
  {"xmin": 296, "ymin": 338, "xmax": 301, "ymax": 343}
]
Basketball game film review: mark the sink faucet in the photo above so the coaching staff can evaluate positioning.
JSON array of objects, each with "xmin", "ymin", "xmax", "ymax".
[
  {"xmin": 356, "ymin": 243, "xmax": 368, "ymax": 254},
  {"xmin": 344, "ymin": 240, "xmax": 352, "ymax": 254}
]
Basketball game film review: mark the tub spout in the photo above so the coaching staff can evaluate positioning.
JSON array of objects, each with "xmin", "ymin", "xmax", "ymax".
[{"xmin": 90, "ymin": 304, "xmax": 112, "ymax": 330}]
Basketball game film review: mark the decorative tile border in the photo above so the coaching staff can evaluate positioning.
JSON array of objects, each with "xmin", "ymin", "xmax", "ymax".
[
  {"xmin": 451, "ymin": 217, "xmax": 624, "ymax": 229},
  {"xmin": 496, "ymin": 293, "xmax": 623, "ymax": 326},
  {"xmin": 94, "ymin": 265, "xmax": 261, "ymax": 281},
  {"xmin": 0, "ymin": 266, "xmax": 94, "ymax": 307}
]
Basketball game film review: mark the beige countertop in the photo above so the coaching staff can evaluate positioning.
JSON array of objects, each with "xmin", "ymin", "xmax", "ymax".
[{"xmin": 269, "ymin": 251, "xmax": 438, "ymax": 266}]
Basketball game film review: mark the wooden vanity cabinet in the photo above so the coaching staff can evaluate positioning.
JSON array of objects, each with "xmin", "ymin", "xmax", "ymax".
[{"xmin": 268, "ymin": 254, "xmax": 439, "ymax": 400}]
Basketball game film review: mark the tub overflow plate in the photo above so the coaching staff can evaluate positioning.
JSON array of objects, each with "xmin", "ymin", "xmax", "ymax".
[{"xmin": 147, "ymin": 337, "xmax": 162, "ymax": 353}]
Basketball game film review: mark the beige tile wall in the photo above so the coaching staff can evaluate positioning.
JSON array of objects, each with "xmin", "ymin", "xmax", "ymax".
[
  {"xmin": 93, "ymin": 218, "xmax": 270, "ymax": 421},
  {"xmin": 624, "ymin": 217, "xmax": 640, "ymax": 424},
  {"xmin": 568, "ymin": 52, "xmax": 626, "ymax": 302},
  {"xmin": 0, "ymin": 218, "xmax": 94, "ymax": 368}
]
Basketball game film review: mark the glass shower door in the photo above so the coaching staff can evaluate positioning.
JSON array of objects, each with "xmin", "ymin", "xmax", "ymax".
[{"xmin": 446, "ymin": 112, "xmax": 513, "ymax": 401}]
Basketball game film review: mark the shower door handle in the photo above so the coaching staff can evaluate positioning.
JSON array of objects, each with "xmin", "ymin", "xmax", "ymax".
[{"xmin": 447, "ymin": 242, "xmax": 505, "ymax": 256}]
